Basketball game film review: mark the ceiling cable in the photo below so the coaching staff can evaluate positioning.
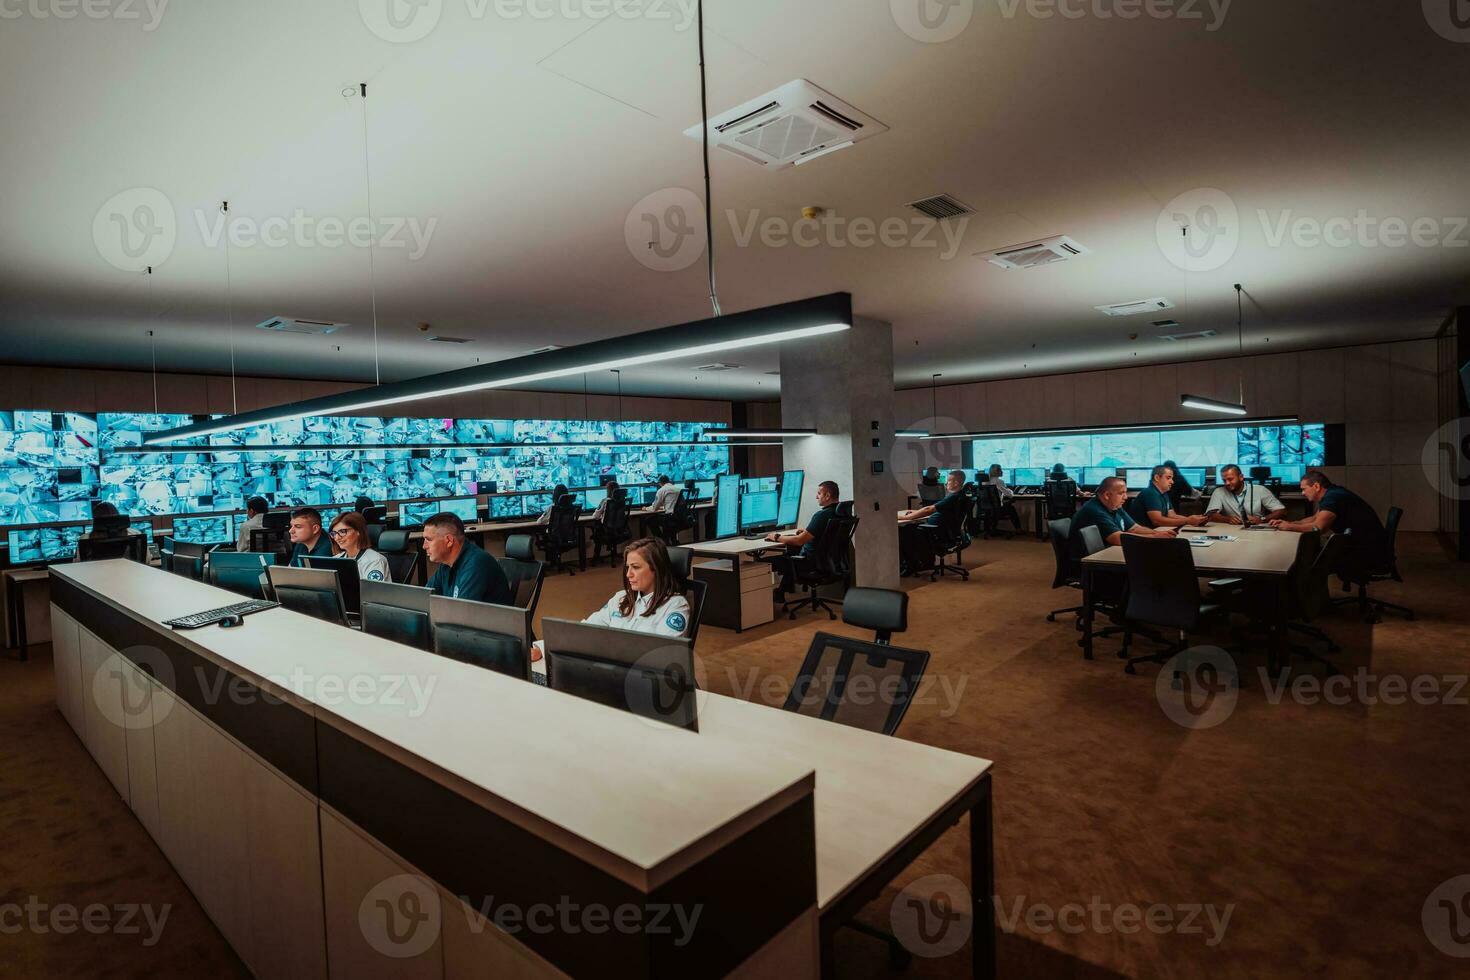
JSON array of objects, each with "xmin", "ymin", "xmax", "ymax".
[
  {"xmin": 1235, "ymin": 282, "xmax": 1244, "ymax": 404},
  {"xmin": 222, "ymin": 201, "xmax": 238, "ymax": 414},
  {"xmin": 148, "ymin": 326, "xmax": 158, "ymax": 414},
  {"xmin": 360, "ymin": 82, "xmax": 382, "ymax": 386},
  {"xmin": 696, "ymin": 0, "xmax": 721, "ymax": 317}
]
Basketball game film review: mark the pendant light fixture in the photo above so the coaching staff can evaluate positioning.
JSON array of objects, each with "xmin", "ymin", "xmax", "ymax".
[{"xmin": 1181, "ymin": 283, "xmax": 1248, "ymax": 415}]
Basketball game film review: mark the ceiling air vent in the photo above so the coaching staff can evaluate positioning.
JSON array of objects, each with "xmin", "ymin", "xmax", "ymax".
[
  {"xmin": 426, "ymin": 335, "xmax": 474, "ymax": 344},
  {"xmin": 976, "ymin": 235, "xmax": 1090, "ymax": 270},
  {"xmin": 1094, "ymin": 297, "xmax": 1177, "ymax": 318},
  {"xmin": 694, "ymin": 363, "xmax": 741, "ymax": 372},
  {"xmin": 255, "ymin": 316, "xmax": 346, "ymax": 336},
  {"xmin": 1158, "ymin": 328, "xmax": 1219, "ymax": 342},
  {"xmin": 684, "ymin": 79, "xmax": 888, "ymax": 170},
  {"xmin": 906, "ymin": 194, "xmax": 973, "ymax": 222}
]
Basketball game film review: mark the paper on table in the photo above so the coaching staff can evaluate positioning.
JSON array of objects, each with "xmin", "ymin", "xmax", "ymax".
[{"xmin": 1187, "ymin": 538, "xmax": 1215, "ymax": 547}]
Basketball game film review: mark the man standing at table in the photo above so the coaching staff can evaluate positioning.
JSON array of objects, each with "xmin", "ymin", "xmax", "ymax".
[
  {"xmin": 1207, "ymin": 464, "xmax": 1286, "ymax": 525},
  {"xmin": 1270, "ymin": 471, "xmax": 1387, "ymax": 584},
  {"xmin": 1131, "ymin": 465, "xmax": 1209, "ymax": 529},
  {"xmin": 1069, "ymin": 476, "xmax": 1178, "ymax": 575}
]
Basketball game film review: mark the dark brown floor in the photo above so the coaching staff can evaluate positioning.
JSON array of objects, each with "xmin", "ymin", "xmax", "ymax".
[{"xmin": 3, "ymin": 533, "xmax": 1468, "ymax": 978}]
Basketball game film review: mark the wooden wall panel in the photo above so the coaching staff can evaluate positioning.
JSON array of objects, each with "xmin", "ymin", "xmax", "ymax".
[{"xmin": 1344, "ymin": 346, "xmax": 1394, "ymax": 423}]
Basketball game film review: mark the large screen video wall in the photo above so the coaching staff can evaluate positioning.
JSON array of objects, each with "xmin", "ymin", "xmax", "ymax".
[
  {"xmin": 0, "ymin": 410, "xmax": 729, "ymax": 528},
  {"xmin": 973, "ymin": 423, "xmax": 1326, "ymax": 471}
]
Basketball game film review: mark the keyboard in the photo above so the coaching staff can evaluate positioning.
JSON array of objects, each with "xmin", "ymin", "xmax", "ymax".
[{"xmin": 163, "ymin": 599, "xmax": 279, "ymax": 630}]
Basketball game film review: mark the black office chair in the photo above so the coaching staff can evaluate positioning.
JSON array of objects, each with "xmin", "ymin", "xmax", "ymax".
[
  {"xmin": 536, "ymin": 495, "xmax": 582, "ymax": 576},
  {"xmin": 366, "ymin": 523, "xmax": 385, "ymax": 549},
  {"xmin": 77, "ymin": 533, "xmax": 147, "ymax": 563},
  {"xmin": 1331, "ymin": 506, "xmax": 1414, "ymax": 622},
  {"xmin": 250, "ymin": 511, "xmax": 292, "ymax": 564},
  {"xmin": 781, "ymin": 515, "xmax": 859, "ymax": 620},
  {"xmin": 589, "ymin": 491, "xmax": 632, "ymax": 566},
  {"xmin": 166, "ymin": 540, "xmax": 210, "ymax": 581},
  {"xmin": 836, "ymin": 500, "xmax": 855, "ymax": 518},
  {"xmin": 1046, "ymin": 518, "xmax": 1086, "ymax": 625},
  {"xmin": 504, "ymin": 534, "xmax": 536, "ymax": 562},
  {"xmin": 919, "ymin": 497, "xmax": 971, "ymax": 581},
  {"xmin": 430, "ymin": 596, "xmax": 533, "ymax": 680},
  {"xmin": 1118, "ymin": 536, "xmax": 1230, "ymax": 675},
  {"xmin": 207, "ymin": 551, "xmax": 275, "ymax": 600},
  {"xmin": 973, "ymin": 482, "xmax": 1016, "ymax": 540},
  {"xmin": 266, "ymin": 565, "xmax": 347, "ymax": 626},
  {"xmin": 683, "ymin": 579, "xmax": 708, "ymax": 648},
  {"xmin": 653, "ymin": 491, "xmax": 696, "ymax": 545},
  {"xmin": 496, "ymin": 554, "xmax": 545, "ymax": 618},
  {"xmin": 841, "ymin": 586, "xmax": 909, "ymax": 644},
  {"xmin": 361, "ymin": 505, "xmax": 388, "ymax": 525},
  {"xmin": 1044, "ymin": 478, "xmax": 1078, "ymax": 521},
  {"xmin": 360, "ymin": 579, "xmax": 433, "ymax": 651},
  {"xmin": 377, "ymin": 529, "xmax": 422, "ymax": 585}
]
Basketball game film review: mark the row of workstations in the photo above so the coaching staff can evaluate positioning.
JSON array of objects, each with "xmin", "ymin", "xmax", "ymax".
[{"xmin": 47, "ymin": 558, "xmax": 996, "ymax": 977}]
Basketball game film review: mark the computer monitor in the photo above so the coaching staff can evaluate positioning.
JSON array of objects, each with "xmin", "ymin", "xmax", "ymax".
[
  {"xmin": 302, "ymin": 555, "xmax": 362, "ymax": 616},
  {"xmin": 715, "ymin": 474, "xmax": 741, "ymax": 538},
  {"xmin": 129, "ymin": 520, "xmax": 154, "ymax": 544},
  {"xmin": 438, "ymin": 496, "xmax": 479, "ymax": 523},
  {"xmin": 1178, "ymin": 467, "xmax": 1207, "ymax": 488},
  {"xmin": 7, "ymin": 525, "xmax": 87, "ymax": 564},
  {"xmin": 740, "ymin": 490, "xmax": 779, "ymax": 530},
  {"xmin": 1080, "ymin": 468, "xmax": 1117, "ymax": 490},
  {"xmin": 777, "ymin": 470, "xmax": 804, "ymax": 528},
  {"xmin": 490, "ymin": 495, "xmax": 524, "ymax": 520},
  {"xmin": 582, "ymin": 487, "xmax": 608, "ymax": 510},
  {"xmin": 398, "ymin": 501, "xmax": 440, "ymax": 527},
  {"xmin": 522, "ymin": 493, "xmax": 553, "ymax": 516},
  {"xmin": 1266, "ymin": 464, "xmax": 1304, "ymax": 484},
  {"xmin": 173, "ymin": 515, "xmax": 235, "ymax": 545},
  {"xmin": 1011, "ymin": 467, "xmax": 1045, "ymax": 488},
  {"xmin": 1124, "ymin": 468, "xmax": 1154, "ymax": 490},
  {"xmin": 741, "ymin": 476, "xmax": 777, "ymax": 494},
  {"xmin": 692, "ymin": 479, "xmax": 716, "ymax": 501}
]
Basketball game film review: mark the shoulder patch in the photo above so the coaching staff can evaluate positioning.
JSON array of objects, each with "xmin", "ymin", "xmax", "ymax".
[
  {"xmin": 367, "ymin": 569, "xmax": 385, "ymax": 581},
  {"xmin": 665, "ymin": 611, "xmax": 687, "ymax": 632}
]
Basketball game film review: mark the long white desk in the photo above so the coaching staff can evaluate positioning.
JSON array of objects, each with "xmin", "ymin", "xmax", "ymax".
[{"xmin": 49, "ymin": 560, "xmax": 996, "ymax": 977}]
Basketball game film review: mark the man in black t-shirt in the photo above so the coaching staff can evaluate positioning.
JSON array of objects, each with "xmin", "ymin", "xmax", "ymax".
[
  {"xmin": 764, "ymin": 480, "xmax": 841, "ymax": 595},
  {"xmin": 1271, "ymin": 470, "xmax": 1388, "ymax": 583}
]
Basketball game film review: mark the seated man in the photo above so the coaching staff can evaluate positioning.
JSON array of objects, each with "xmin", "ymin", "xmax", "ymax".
[
  {"xmin": 1206, "ymin": 464, "xmax": 1286, "ymax": 525},
  {"xmin": 897, "ymin": 469, "xmax": 969, "ymax": 574},
  {"xmin": 984, "ymin": 463, "xmax": 1024, "ymax": 532},
  {"xmin": 1270, "ymin": 471, "xmax": 1388, "ymax": 584},
  {"xmin": 644, "ymin": 475, "xmax": 682, "ymax": 540},
  {"xmin": 287, "ymin": 508, "xmax": 335, "ymax": 565},
  {"xmin": 762, "ymin": 479, "xmax": 839, "ymax": 596},
  {"xmin": 236, "ymin": 495, "xmax": 270, "ymax": 553},
  {"xmin": 422, "ymin": 512, "xmax": 512, "ymax": 604},
  {"xmin": 1068, "ymin": 476, "xmax": 1178, "ymax": 577},
  {"xmin": 1130, "ymin": 465, "xmax": 1209, "ymax": 529}
]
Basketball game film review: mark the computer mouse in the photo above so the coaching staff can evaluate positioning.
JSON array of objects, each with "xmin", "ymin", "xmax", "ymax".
[{"xmin": 218, "ymin": 615, "xmax": 244, "ymax": 629}]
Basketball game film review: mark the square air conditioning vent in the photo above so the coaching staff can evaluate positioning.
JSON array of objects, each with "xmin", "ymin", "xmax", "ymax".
[
  {"xmin": 1094, "ymin": 297, "xmax": 1177, "ymax": 317},
  {"xmin": 255, "ymin": 316, "xmax": 346, "ymax": 336},
  {"xmin": 684, "ymin": 79, "xmax": 888, "ymax": 170},
  {"xmin": 1158, "ymin": 328, "xmax": 1219, "ymax": 342},
  {"xmin": 976, "ymin": 235, "xmax": 1090, "ymax": 270},
  {"xmin": 906, "ymin": 194, "xmax": 973, "ymax": 221}
]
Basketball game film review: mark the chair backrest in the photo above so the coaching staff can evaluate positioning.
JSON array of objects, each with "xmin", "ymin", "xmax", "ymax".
[
  {"xmin": 362, "ymin": 505, "xmax": 388, "ymax": 525},
  {"xmin": 1045, "ymin": 479, "xmax": 1078, "ymax": 515},
  {"xmin": 783, "ymin": 632, "xmax": 930, "ymax": 736},
  {"xmin": 378, "ymin": 528, "xmax": 410, "ymax": 552},
  {"xmin": 1048, "ymin": 518, "xmax": 1075, "ymax": 588},
  {"xmin": 667, "ymin": 545, "xmax": 693, "ymax": 584},
  {"xmin": 1384, "ymin": 505, "xmax": 1404, "ymax": 561},
  {"xmin": 1121, "ymin": 535, "xmax": 1203, "ymax": 631},
  {"xmin": 547, "ymin": 501, "xmax": 582, "ymax": 547},
  {"xmin": 836, "ymin": 500, "xmax": 855, "ymax": 518},
  {"xmin": 206, "ymin": 551, "xmax": 276, "ymax": 600},
  {"xmin": 430, "ymin": 596, "xmax": 532, "ymax": 680},
  {"xmin": 1288, "ymin": 530, "xmax": 1329, "ymax": 621},
  {"xmin": 683, "ymin": 578, "xmax": 708, "ymax": 647},
  {"xmin": 496, "ymin": 556, "xmax": 544, "ymax": 616},
  {"xmin": 360, "ymin": 579, "xmax": 433, "ymax": 651},
  {"xmin": 1079, "ymin": 524, "xmax": 1106, "ymax": 557},
  {"xmin": 603, "ymin": 493, "xmax": 630, "ymax": 535},
  {"xmin": 542, "ymin": 618, "xmax": 698, "ymax": 731},
  {"xmin": 504, "ymin": 534, "xmax": 536, "ymax": 562},
  {"xmin": 366, "ymin": 524, "xmax": 385, "ymax": 549},
  {"xmin": 266, "ymin": 565, "xmax": 347, "ymax": 626},
  {"xmin": 841, "ymin": 586, "xmax": 908, "ymax": 644},
  {"xmin": 168, "ymin": 540, "xmax": 210, "ymax": 580},
  {"xmin": 811, "ymin": 514, "xmax": 859, "ymax": 576},
  {"xmin": 917, "ymin": 482, "xmax": 945, "ymax": 504},
  {"xmin": 375, "ymin": 530, "xmax": 420, "ymax": 583},
  {"xmin": 670, "ymin": 490, "xmax": 692, "ymax": 521},
  {"xmin": 975, "ymin": 482, "xmax": 1002, "ymax": 514},
  {"xmin": 78, "ymin": 534, "xmax": 147, "ymax": 563}
]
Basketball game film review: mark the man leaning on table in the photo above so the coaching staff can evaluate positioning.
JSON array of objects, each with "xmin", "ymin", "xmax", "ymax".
[
  {"xmin": 1269, "ymin": 470, "xmax": 1388, "ymax": 585},
  {"xmin": 1131, "ymin": 465, "xmax": 1209, "ymax": 529},
  {"xmin": 1068, "ymin": 476, "xmax": 1178, "ymax": 575},
  {"xmin": 1206, "ymin": 464, "xmax": 1287, "ymax": 525}
]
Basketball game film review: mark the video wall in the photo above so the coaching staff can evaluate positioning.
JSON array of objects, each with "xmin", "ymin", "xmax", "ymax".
[
  {"xmin": 973, "ymin": 423, "xmax": 1326, "ymax": 471},
  {"xmin": 0, "ymin": 410, "xmax": 730, "ymax": 529}
]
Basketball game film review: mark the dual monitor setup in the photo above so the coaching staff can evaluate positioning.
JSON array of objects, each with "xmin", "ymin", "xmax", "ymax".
[{"xmin": 714, "ymin": 470, "xmax": 804, "ymax": 538}]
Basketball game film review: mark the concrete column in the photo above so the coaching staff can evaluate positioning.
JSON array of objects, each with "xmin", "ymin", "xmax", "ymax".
[{"xmin": 779, "ymin": 316, "xmax": 901, "ymax": 589}]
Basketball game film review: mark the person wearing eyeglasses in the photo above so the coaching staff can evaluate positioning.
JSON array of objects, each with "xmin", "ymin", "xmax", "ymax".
[{"xmin": 328, "ymin": 511, "xmax": 391, "ymax": 582}]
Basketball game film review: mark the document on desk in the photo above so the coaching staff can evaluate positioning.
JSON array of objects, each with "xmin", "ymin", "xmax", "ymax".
[
  {"xmin": 1187, "ymin": 538, "xmax": 1215, "ymax": 547},
  {"xmin": 1203, "ymin": 534, "xmax": 1238, "ymax": 542}
]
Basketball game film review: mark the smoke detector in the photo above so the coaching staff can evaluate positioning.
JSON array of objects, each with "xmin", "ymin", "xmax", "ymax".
[
  {"xmin": 906, "ymin": 194, "xmax": 974, "ymax": 222},
  {"xmin": 1094, "ymin": 297, "xmax": 1177, "ymax": 318},
  {"xmin": 255, "ymin": 316, "xmax": 347, "ymax": 336},
  {"xmin": 976, "ymin": 235, "xmax": 1090, "ymax": 270},
  {"xmin": 685, "ymin": 79, "xmax": 888, "ymax": 170}
]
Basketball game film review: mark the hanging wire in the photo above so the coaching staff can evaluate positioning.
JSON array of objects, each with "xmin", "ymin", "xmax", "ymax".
[
  {"xmin": 613, "ymin": 369, "xmax": 623, "ymax": 421},
  {"xmin": 931, "ymin": 372, "xmax": 941, "ymax": 421},
  {"xmin": 696, "ymin": 0, "xmax": 720, "ymax": 317},
  {"xmin": 1235, "ymin": 282, "xmax": 1244, "ymax": 404},
  {"xmin": 582, "ymin": 373, "xmax": 590, "ymax": 421},
  {"xmin": 360, "ymin": 82, "xmax": 382, "ymax": 385},
  {"xmin": 148, "ymin": 327, "xmax": 158, "ymax": 414},
  {"xmin": 222, "ymin": 201, "xmax": 238, "ymax": 414}
]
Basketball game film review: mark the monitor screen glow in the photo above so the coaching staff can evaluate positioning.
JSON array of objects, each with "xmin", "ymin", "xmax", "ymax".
[
  {"xmin": 740, "ymin": 490, "xmax": 779, "ymax": 528},
  {"xmin": 716, "ymin": 475, "xmax": 741, "ymax": 538},
  {"xmin": 777, "ymin": 470, "xmax": 804, "ymax": 527}
]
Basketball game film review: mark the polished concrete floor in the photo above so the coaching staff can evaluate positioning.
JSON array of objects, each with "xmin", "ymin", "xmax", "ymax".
[{"xmin": 2, "ymin": 532, "xmax": 1468, "ymax": 978}]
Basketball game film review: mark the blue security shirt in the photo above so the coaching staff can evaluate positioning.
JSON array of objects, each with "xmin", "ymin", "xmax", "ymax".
[
  {"xmin": 800, "ymin": 504, "xmax": 837, "ymax": 558},
  {"xmin": 1317, "ymin": 486, "xmax": 1387, "ymax": 560},
  {"xmin": 1068, "ymin": 497, "xmax": 1136, "ymax": 571},
  {"xmin": 427, "ymin": 540, "xmax": 512, "ymax": 605},
  {"xmin": 289, "ymin": 534, "xmax": 335, "ymax": 566},
  {"xmin": 1130, "ymin": 485, "xmax": 1172, "ymax": 528},
  {"xmin": 927, "ymin": 491, "xmax": 967, "ymax": 528}
]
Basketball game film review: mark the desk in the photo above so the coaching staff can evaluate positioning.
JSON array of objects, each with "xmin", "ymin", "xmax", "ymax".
[
  {"xmin": 688, "ymin": 538, "xmax": 780, "ymax": 632},
  {"xmin": 3, "ymin": 567, "xmax": 49, "ymax": 658},
  {"xmin": 1079, "ymin": 523, "xmax": 1299, "ymax": 662}
]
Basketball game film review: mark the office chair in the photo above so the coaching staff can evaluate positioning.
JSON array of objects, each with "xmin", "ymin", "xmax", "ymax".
[
  {"xmin": 664, "ymin": 547, "xmax": 707, "ymax": 646},
  {"xmin": 496, "ymin": 554, "xmax": 545, "ymax": 618},
  {"xmin": 781, "ymin": 515, "xmax": 859, "ymax": 620},
  {"xmin": 366, "ymin": 524, "xmax": 385, "ymax": 549},
  {"xmin": 542, "ymin": 619, "xmax": 699, "ymax": 731},
  {"xmin": 536, "ymin": 496, "xmax": 582, "ymax": 576},
  {"xmin": 840, "ymin": 586, "xmax": 909, "ymax": 644},
  {"xmin": 250, "ymin": 511, "xmax": 292, "ymax": 563},
  {"xmin": 206, "ymin": 551, "xmax": 276, "ymax": 600},
  {"xmin": 973, "ymin": 482, "xmax": 1016, "ymax": 540},
  {"xmin": 430, "ymin": 596, "xmax": 533, "ymax": 680},
  {"xmin": 1118, "ymin": 536, "xmax": 1231, "ymax": 675},
  {"xmin": 1044, "ymin": 478, "xmax": 1078, "ymax": 521},
  {"xmin": 1046, "ymin": 518, "xmax": 1086, "ymax": 625},
  {"xmin": 589, "ymin": 490, "xmax": 631, "ymax": 566},
  {"xmin": 504, "ymin": 533, "xmax": 536, "ymax": 562},
  {"xmin": 77, "ymin": 533, "xmax": 147, "ymax": 563},
  {"xmin": 361, "ymin": 505, "xmax": 388, "ymax": 525},
  {"xmin": 916, "ymin": 481, "xmax": 945, "ymax": 505},
  {"xmin": 360, "ymin": 579, "xmax": 433, "ymax": 651},
  {"xmin": 1331, "ymin": 506, "xmax": 1414, "ymax": 622},
  {"xmin": 266, "ymin": 565, "xmax": 347, "ymax": 626},
  {"xmin": 167, "ymin": 540, "xmax": 210, "ymax": 581},
  {"xmin": 376, "ymin": 529, "xmax": 422, "ymax": 585},
  {"xmin": 920, "ymin": 496, "xmax": 971, "ymax": 581},
  {"xmin": 659, "ymin": 491, "xmax": 698, "ymax": 545},
  {"xmin": 836, "ymin": 500, "xmax": 855, "ymax": 518}
]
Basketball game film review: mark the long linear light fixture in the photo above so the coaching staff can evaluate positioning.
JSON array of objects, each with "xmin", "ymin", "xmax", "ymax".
[
  {"xmin": 1179, "ymin": 393, "xmax": 1249, "ymax": 416},
  {"xmin": 145, "ymin": 293, "xmax": 853, "ymax": 445},
  {"xmin": 920, "ymin": 415, "xmax": 1299, "ymax": 441}
]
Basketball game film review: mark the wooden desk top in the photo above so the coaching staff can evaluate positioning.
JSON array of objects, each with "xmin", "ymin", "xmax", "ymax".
[
  {"xmin": 1082, "ymin": 522, "xmax": 1301, "ymax": 576},
  {"xmin": 50, "ymin": 561, "xmax": 815, "ymax": 891},
  {"xmin": 687, "ymin": 537, "xmax": 782, "ymax": 557},
  {"xmin": 696, "ymin": 692, "xmax": 992, "ymax": 910},
  {"xmin": 3, "ymin": 568, "xmax": 52, "ymax": 584}
]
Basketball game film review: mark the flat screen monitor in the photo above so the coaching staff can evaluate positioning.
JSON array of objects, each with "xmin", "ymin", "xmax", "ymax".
[
  {"xmin": 7, "ymin": 524, "xmax": 87, "ymax": 564},
  {"xmin": 317, "ymin": 506, "xmax": 348, "ymax": 528},
  {"xmin": 1125, "ymin": 468, "xmax": 1154, "ymax": 490},
  {"xmin": 490, "ymin": 495, "xmax": 524, "ymax": 519},
  {"xmin": 173, "ymin": 515, "xmax": 235, "ymax": 545},
  {"xmin": 438, "ymin": 496, "xmax": 479, "ymax": 523},
  {"xmin": 1178, "ymin": 468, "xmax": 1207, "ymax": 488},
  {"xmin": 740, "ymin": 476, "xmax": 777, "ymax": 494},
  {"xmin": 582, "ymin": 487, "xmax": 608, "ymax": 510},
  {"xmin": 715, "ymin": 474, "xmax": 741, "ymax": 538},
  {"xmin": 1011, "ymin": 467, "xmax": 1045, "ymax": 487},
  {"xmin": 777, "ymin": 470, "xmax": 804, "ymax": 528},
  {"xmin": 399, "ymin": 501, "xmax": 440, "ymax": 527},
  {"xmin": 1080, "ymin": 468, "xmax": 1117, "ymax": 490},
  {"xmin": 1267, "ymin": 464, "xmax": 1304, "ymax": 484},
  {"xmin": 129, "ymin": 520, "xmax": 154, "ymax": 544},
  {"xmin": 692, "ymin": 479, "xmax": 716, "ymax": 500},
  {"xmin": 740, "ymin": 490, "xmax": 779, "ymax": 529},
  {"xmin": 523, "ymin": 493, "xmax": 553, "ymax": 516}
]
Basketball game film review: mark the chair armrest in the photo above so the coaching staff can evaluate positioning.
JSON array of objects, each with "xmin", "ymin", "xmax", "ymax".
[{"xmin": 1208, "ymin": 577, "xmax": 1244, "ymax": 590}]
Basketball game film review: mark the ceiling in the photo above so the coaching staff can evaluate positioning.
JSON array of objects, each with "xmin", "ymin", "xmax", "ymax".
[{"xmin": 1, "ymin": 0, "xmax": 1466, "ymax": 402}]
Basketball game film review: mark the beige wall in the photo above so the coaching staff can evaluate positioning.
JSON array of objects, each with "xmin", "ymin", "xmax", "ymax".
[{"xmin": 0, "ymin": 364, "xmax": 732, "ymax": 425}]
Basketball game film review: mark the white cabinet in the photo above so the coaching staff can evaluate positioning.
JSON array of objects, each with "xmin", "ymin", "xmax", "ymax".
[
  {"xmin": 121, "ymin": 662, "xmax": 162, "ymax": 843},
  {"xmin": 77, "ymin": 627, "xmax": 130, "ymax": 800},
  {"xmin": 48, "ymin": 604, "xmax": 84, "ymax": 736},
  {"xmin": 244, "ymin": 749, "xmax": 327, "ymax": 980}
]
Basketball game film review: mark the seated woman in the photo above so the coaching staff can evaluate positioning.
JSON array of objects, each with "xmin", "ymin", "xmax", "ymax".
[
  {"xmin": 531, "ymin": 537, "xmax": 691, "ymax": 666},
  {"xmin": 328, "ymin": 511, "xmax": 391, "ymax": 582},
  {"xmin": 536, "ymin": 484, "xmax": 570, "ymax": 525}
]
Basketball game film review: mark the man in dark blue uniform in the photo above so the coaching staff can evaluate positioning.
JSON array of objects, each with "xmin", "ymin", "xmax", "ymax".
[
  {"xmin": 1271, "ymin": 471, "xmax": 1388, "ymax": 584},
  {"xmin": 763, "ymin": 480, "xmax": 840, "ymax": 597},
  {"xmin": 287, "ymin": 508, "xmax": 335, "ymax": 565},
  {"xmin": 422, "ymin": 512, "xmax": 512, "ymax": 604}
]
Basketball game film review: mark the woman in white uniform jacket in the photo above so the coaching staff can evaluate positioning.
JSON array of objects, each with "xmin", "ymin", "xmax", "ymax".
[
  {"xmin": 531, "ymin": 537, "xmax": 691, "ymax": 669},
  {"xmin": 329, "ymin": 511, "xmax": 392, "ymax": 582}
]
